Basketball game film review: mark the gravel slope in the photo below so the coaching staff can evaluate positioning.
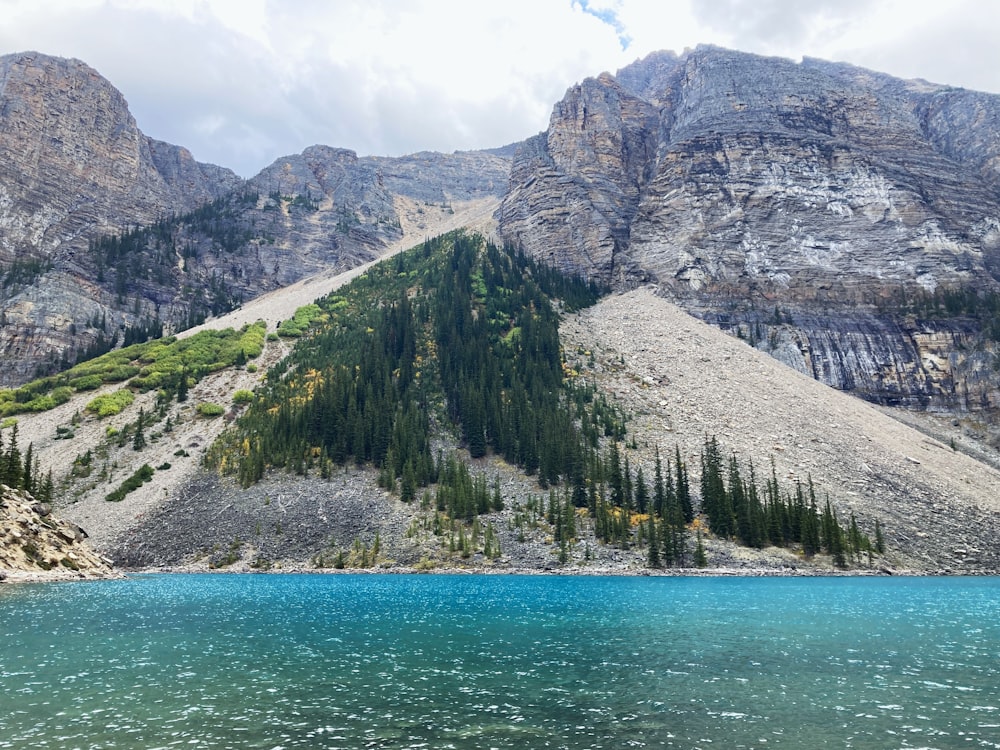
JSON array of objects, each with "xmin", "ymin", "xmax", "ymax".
[{"xmin": 560, "ymin": 288, "xmax": 1000, "ymax": 572}]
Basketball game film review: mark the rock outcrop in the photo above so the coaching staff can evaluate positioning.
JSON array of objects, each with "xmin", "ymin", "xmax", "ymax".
[
  {"xmin": 497, "ymin": 46, "xmax": 1000, "ymax": 419},
  {"xmin": 363, "ymin": 147, "xmax": 515, "ymax": 203},
  {"xmin": 0, "ymin": 484, "xmax": 112, "ymax": 579}
]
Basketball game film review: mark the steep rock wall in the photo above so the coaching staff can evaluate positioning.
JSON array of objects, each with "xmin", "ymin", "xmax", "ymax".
[
  {"xmin": 0, "ymin": 51, "xmax": 240, "ymax": 384},
  {"xmin": 497, "ymin": 46, "xmax": 1000, "ymax": 416}
]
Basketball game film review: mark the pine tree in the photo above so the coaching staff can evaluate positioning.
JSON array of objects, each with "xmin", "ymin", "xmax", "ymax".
[
  {"xmin": 21, "ymin": 443, "xmax": 34, "ymax": 494},
  {"xmin": 849, "ymin": 513, "xmax": 864, "ymax": 563},
  {"xmin": 623, "ymin": 454, "xmax": 634, "ymax": 512},
  {"xmin": 653, "ymin": 448, "xmax": 666, "ymax": 517},
  {"xmin": 133, "ymin": 408, "xmax": 147, "ymax": 451},
  {"xmin": 647, "ymin": 513, "xmax": 661, "ymax": 568},
  {"xmin": 634, "ymin": 465, "xmax": 649, "ymax": 514},
  {"xmin": 401, "ymin": 460, "xmax": 416, "ymax": 503},
  {"xmin": 1, "ymin": 424, "xmax": 21, "ymax": 488},
  {"xmin": 608, "ymin": 442, "xmax": 624, "ymax": 507},
  {"xmin": 493, "ymin": 474, "xmax": 503, "ymax": 511},
  {"xmin": 801, "ymin": 502, "xmax": 820, "ymax": 557},
  {"xmin": 562, "ymin": 494, "xmax": 576, "ymax": 542},
  {"xmin": 822, "ymin": 498, "xmax": 847, "ymax": 568},
  {"xmin": 38, "ymin": 470, "xmax": 54, "ymax": 504},
  {"xmin": 675, "ymin": 445, "xmax": 693, "ymax": 522}
]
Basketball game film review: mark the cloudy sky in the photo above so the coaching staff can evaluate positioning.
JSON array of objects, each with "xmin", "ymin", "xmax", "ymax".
[{"xmin": 3, "ymin": 0, "xmax": 998, "ymax": 177}]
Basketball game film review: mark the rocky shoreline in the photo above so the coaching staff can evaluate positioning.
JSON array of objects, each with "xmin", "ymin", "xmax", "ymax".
[
  {"xmin": 3, "ymin": 560, "xmax": 969, "ymax": 586},
  {"xmin": 0, "ymin": 484, "xmax": 117, "ymax": 582}
]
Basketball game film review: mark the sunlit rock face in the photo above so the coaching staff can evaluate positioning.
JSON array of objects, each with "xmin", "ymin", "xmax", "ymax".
[{"xmin": 498, "ymin": 46, "xmax": 1000, "ymax": 413}]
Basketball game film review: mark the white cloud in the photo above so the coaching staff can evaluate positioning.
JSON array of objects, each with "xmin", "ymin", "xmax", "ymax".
[{"xmin": 1, "ymin": 0, "xmax": 998, "ymax": 176}]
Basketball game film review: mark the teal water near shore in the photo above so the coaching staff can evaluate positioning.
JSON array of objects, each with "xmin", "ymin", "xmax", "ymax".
[{"xmin": 2, "ymin": 574, "xmax": 999, "ymax": 749}]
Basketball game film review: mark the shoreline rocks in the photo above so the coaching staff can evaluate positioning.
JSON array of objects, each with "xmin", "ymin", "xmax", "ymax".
[{"xmin": 0, "ymin": 484, "xmax": 115, "ymax": 580}]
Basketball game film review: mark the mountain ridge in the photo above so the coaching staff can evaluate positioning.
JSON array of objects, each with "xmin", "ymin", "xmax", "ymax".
[{"xmin": 496, "ymin": 45, "xmax": 1000, "ymax": 428}]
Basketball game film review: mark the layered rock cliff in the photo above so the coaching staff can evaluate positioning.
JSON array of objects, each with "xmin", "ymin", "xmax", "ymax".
[
  {"xmin": 0, "ymin": 52, "xmax": 240, "ymax": 261},
  {"xmin": 0, "ymin": 51, "xmax": 241, "ymax": 385},
  {"xmin": 497, "ymin": 47, "xmax": 1000, "ymax": 420}
]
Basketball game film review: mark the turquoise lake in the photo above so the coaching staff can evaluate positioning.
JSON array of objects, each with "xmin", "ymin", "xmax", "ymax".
[{"xmin": 1, "ymin": 574, "xmax": 999, "ymax": 749}]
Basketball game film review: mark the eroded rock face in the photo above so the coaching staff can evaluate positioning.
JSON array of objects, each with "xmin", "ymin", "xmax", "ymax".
[
  {"xmin": 0, "ymin": 52, "xmax": 240, "ymax": 263},
  {"xmin": 362, "ymin": 148, "xmax": 514, "ymax": 203},
  {"xmin": 497, "ymin": 46, "xmax": 1000, "ymax": 414}
]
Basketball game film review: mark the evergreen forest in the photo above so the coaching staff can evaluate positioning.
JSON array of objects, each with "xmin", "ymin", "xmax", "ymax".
[{"xmin": 205, "ymin": 232, "xmax": 882, "ymax": 569}]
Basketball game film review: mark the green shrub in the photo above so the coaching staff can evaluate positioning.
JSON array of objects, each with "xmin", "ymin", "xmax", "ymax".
[
  {"xmin": 277, "ymin": 304, "xmax": 324, "ymax": 338},
  {"xmin": 70, "ymin": 374, "xmax": 104, "ymax": 391},
  {"xmin": 86, "ymin": 389, "xmax": 135, "ymax": 418},
  {"xmin": 105, "ymin": 464, "xmax": 154, "ymax": 502},
  {"xmin": 232, "ymin": 389, "xmax": 254, "ymax": 404},
  {"xmin": 197, "ymin": 402, "xmax": 225, "ymax": 417},
  {"xmin": 51, "ymin": 386, "xmax": 73, "ymax": 404},
  {"xmin": 23, "ymin": 395, "xmax": 57, "ymax": 412},
  {"xmin": 102, "ymin": 365, "xmax": 140, "ymax": 382}
]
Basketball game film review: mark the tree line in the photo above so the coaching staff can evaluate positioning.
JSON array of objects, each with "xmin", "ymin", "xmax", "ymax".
[{"xmin": 0, "ymin": 424, "xmax": 53, "ymax": 503}]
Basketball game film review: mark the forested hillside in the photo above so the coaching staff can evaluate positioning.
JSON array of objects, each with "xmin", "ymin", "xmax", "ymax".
[
  {"xmin": 207, "ymin": 231, "xmax": 611, "ymax": 502},
  {"xmin": 192, "ymin": 232, "xmax": 880, "ymax": 570}
]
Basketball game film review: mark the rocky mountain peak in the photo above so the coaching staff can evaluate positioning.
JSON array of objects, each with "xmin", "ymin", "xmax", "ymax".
[
  {"xmin": 497, "ymin": 46, "xmax": 1000, "ymax": 417},
  {"xmin": 0, "ymin": 51, "xmax": 240, "ymax": 263}
]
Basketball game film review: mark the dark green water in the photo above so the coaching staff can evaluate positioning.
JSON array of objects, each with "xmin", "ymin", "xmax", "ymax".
[{"xmin": 1, "ymin": 574, "xmax": 998, "ymax": 749}]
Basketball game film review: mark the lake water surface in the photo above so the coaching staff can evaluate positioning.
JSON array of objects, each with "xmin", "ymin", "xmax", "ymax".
[{"xmin": 1, "ymin": 574, "xmax": 998, "ymax": 749}]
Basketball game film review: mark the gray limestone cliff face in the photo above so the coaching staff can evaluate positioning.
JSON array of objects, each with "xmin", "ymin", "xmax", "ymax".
[
  {"xmin": 238, "ymin": 145, "xmax": 401, "ymax": 287},
  {"xmin": 0, "ymin": 52, "xmax": 239, "ymax": 264},
  {"xmin": 497, "ymin": 73, "xmax": 659, "ymax": 280},
  {"xmin": 0, "ymin": 51, "xmax": 240, "ymax": 385},
  {"xmin": 361, "ymin": 149, "xmax": 512, "ymax": 203},
  {"xmin": 497, "ymin": 46, "xmax": 1000, "ymax": 417}
]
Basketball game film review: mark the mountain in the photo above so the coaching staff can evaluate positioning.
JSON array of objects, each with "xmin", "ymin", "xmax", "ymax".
[
  {"xmin": 497, "ymin": 46, "xmax": 1000, "ymax": 427},
  {"xmin": 9, "ymin": 232, "xmax": 1000, "ymax": 575},
  {"xmin": 5, "ymin": 46, "xmax": 1000, "ymax": 577},
  {"xmin": 0, "ymin": 52, "xmax": 512, "ymax": 387},
  {"xmin": 0, "ymin": 51, "xmax": 242, "ymax": 385}
]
